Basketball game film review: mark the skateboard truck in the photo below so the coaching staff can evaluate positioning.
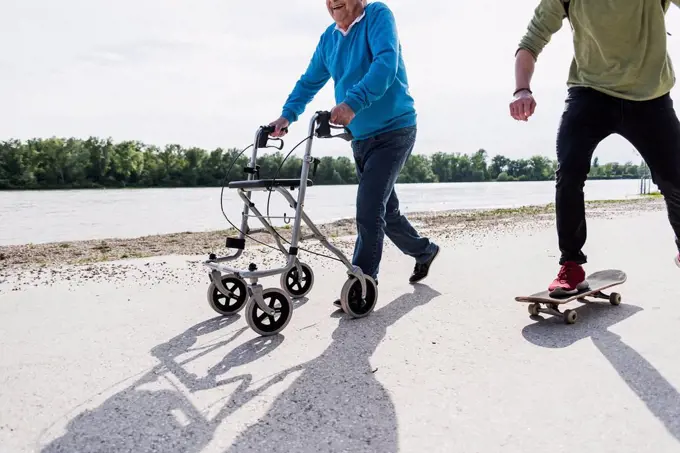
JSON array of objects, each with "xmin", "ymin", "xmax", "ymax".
[
  {"xmin": 577, "ymin": 290, "xmax": 622, "ymax": 305},
  {"xmin": 527, "ymin": 290, "xmax": 622, "ymax": 324}
]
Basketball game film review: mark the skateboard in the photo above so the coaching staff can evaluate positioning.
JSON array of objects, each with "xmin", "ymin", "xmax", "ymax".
[{"xmin": 515, "ymin": 269, "xmax": 627, "ymax": 324}]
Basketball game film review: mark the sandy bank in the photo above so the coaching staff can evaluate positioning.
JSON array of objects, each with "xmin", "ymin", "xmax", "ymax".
[{"xmin": 0, "ymin": 198, "xmax": 664, "ymax": 269}]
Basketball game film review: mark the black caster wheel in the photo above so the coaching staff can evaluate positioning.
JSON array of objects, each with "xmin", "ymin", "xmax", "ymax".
[
  {"xmin": 281, "ymin": 262, "xmax": 314, "ymax": 299},
  {"xmin": 245, "ymin": 288, "xmax": 293, "ymax": 336},
  {"xmin": 609, "ymin": 292, "xmax": 622, "ymax": 306},
  {"xmin": 207, "ymin": 274, "xmax": 248, "ymax": 316},
  {"xmin": 528, "ymin": 303, "xmax": 540, "ymax": 316},
  {"xmin": 340, "ymin": 275, "xmax": 378, "ymax": 319},
  {"xmin": 564, "ymin": 309, "xmax": 578, "ymax": 325}
]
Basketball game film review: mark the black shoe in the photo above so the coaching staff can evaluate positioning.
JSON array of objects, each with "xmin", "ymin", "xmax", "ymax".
[
  {"xmin": 409, "ymin": 245, "xmax": 440, "ymax": 284},
  {"xmin": 333, "ymin": 279, "xmax": 378, "ymax": 308}
]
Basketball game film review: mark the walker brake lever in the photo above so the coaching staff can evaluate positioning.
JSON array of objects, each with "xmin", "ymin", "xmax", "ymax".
[
  {"xmin": 332, "ymin": 128, "xmax": 353, "ymax": 141},
  {"xmin": 265, "ymin": 139, "xmax": 284, "ymax": 150},
  {"xmin": 257, "ymin": 125, "xmax": 288, "ymax": 149}
]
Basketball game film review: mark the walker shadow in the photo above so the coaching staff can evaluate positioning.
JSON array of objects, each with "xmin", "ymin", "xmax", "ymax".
[
  {"xmin": 40, "ymin": 314, "xmax": 285, "ymax": 453},
  {"xmin": 40, "ymin": 288, "xmax": 439, "ymax": 453},
  {"xmin": 522, "ymin": 301, "xmax": 680, "ymax": 444}
]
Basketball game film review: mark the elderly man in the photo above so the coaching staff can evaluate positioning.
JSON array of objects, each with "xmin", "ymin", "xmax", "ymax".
[
  {"xmin": 510, "ymin": 0, "xmax": 680, "ymax": 296},
  {"xmin": 269, "ymin": 0, "xmax": 440, "ymax": 299}
]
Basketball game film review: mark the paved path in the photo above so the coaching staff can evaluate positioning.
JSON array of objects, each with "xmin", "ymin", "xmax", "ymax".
[{"xmin": 2, "ymin": 207, "xmax": 679, "ymax": 452}]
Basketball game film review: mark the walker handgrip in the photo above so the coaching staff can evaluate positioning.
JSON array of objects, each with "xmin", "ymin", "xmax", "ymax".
[
  {"xmin": 257, "ymin": 125, "xmax": 288, "ymax": 149},
  {"xmin": 261, "ymin": 125, "xmax": 288, "ymax": 135},
  {"xmin": 315, "ymin": 111, "xmax": 333, "ymax": 137},
  {"xmin": 314, "ymin": 111, "xmax": 353, "ymax": 141}
]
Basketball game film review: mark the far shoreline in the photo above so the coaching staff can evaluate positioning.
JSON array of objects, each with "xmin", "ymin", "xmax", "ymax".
[
  {"xmin": 0, "ymin": 176, "xmax": 648, "ymax": 192},
  {"xmin": 0, "ymin": 196, "xmax": 665, "ymax": 271}
]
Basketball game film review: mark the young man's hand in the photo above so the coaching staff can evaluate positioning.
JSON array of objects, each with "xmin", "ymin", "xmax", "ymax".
[
  {"xmin": 330, "ymin": 102, "xmax": 355, "ymax": 126},
  {"xmin": 509, "ymin": 89, "xmax": 536, "ymax": 121},
  {"xmin": 269, "ymin": 117, "xmax": 290, "ymax": 137}
]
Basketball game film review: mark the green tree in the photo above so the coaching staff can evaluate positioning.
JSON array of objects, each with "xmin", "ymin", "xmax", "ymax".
[
  {"xmin": 398, "ymin": 155, "xmax": 438, "ymax": 183},
  {"xmin": 0, "ymin": 136, "xmax": 646, "ymax": 189},
  {"xmin": 489, "ymin": 155, "xmax": 510, "ymax": 180}
]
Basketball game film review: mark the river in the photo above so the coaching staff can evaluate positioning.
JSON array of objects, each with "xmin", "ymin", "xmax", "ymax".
[{"xmin": 0, "ymin": 180, "xmax": 652, "ymax": 246}]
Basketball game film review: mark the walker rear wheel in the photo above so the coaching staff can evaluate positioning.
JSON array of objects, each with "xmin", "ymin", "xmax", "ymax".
[
  {"xmin": 340, "ymin": 275, "xmax": 378, "ymax": 319},
  {"xmin": 281, "ymin": 262, "xmax": 314, "ymax": 299},
  {"xmin": 207, "ymin": 274, "xmax": 248, "ymax": 316}
]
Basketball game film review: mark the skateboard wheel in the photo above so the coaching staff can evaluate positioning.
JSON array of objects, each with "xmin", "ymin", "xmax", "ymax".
[
  {"xmin": 564, "ymin": 309, "xmax": 578, "ymax": 325},
  {"xmin": 528, "ymin": 303, "xmax": 540, "ymax": 316},
  {"xmin": 609, "ymin": 292, "xmax": 622, "ymax": 306}
]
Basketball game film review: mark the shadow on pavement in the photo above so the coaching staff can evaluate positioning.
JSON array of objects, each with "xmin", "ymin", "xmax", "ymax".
[
  {"xmin": 522, "ymin": 301, "xmax": 680, "ymax": 444},
  {"xmin": 40, "ymin": 286, "xmax": 440, "ymax": 453},
  {"xmin": 40, "ymin": 313, "xmax": 282, "ymax": 453},
  {"xmin": 224, "ymin": 283, "xmax": 441, "ymax": 453}
]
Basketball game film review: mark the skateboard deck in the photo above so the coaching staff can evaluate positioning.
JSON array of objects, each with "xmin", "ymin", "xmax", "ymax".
[{"xmin": 515, "ymin": 269, "xmax": 627, "ymax": 324}]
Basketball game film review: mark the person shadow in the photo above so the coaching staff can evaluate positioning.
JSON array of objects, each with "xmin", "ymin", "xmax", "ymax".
[
  {"xmin": 223, "ymin": 283, "xmax": 441, "ymax": 453},
  {"xmin": 522, "ymin": 301, "xmax": 680, "ymax": 444},
  {"xmin": 39, "ymin": 287, "xmax": 440, "ymax": 453}
]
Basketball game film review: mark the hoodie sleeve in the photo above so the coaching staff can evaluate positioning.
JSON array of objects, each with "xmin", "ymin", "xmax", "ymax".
[{"xmin": 516, "ymin": 0, "xmax": 567, "ymax": 59}]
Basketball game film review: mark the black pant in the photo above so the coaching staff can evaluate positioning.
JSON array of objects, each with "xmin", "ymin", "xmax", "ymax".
[{"xmin": 556, "ymin": 87, "xmax": 680, "ymax": 265}]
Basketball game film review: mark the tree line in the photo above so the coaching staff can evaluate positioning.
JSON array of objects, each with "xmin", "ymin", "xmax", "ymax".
[{"xmin": 0, "ymin": 137, "xmax": 645, "ymax": 190}]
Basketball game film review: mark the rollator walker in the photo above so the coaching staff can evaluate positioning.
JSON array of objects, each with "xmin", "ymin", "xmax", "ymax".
[{"xmin": 203, "ymin": 111, "xmax": 379, "ymax": 336}]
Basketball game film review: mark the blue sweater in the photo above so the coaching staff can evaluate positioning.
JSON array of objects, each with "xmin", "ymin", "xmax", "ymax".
[{"xmin": 281, "ymin": 2, "xmax": 417, "ymax": 141}]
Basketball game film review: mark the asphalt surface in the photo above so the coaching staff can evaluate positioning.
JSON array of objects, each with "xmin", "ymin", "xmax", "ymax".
[{"xmin": 2, "ymin": 207, "xmax": 680, "ymax": 452}]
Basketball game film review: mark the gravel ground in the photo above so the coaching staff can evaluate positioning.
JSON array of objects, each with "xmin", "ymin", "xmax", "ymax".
[{"xmin": 0, "ymin": 198, "xmax": 665, "ymax": 295}]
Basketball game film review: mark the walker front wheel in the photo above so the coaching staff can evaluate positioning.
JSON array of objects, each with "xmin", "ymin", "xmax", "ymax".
[
  {"xmin": 245, "ymin": 288, "xmax": 293, "ymax": 336},
  {"xmin": 340, "ymin": 275, "xmax": 378, "ymax": 319},
  {"xmin": 207, "ymin": 274, "xmax": 248, "ymax": 316}
]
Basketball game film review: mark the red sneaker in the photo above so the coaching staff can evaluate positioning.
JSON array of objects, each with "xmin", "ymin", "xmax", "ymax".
[{"xmin": 548, "ymin": 262, "xmax": 589, "ymax": 297}]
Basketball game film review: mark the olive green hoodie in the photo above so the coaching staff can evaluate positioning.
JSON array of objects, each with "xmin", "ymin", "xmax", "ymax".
[{"xmin": 517, "ymin": 0, "xmax": 680, "ymax": 100}]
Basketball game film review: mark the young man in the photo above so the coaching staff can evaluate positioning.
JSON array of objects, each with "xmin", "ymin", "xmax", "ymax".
[
  {"xmin": 269, "ymin": 0, "xmax": 440, "ymax": 299},
  {"xmin": 510, "ymin": 0, "xmax": 680, "ymax": 296}
]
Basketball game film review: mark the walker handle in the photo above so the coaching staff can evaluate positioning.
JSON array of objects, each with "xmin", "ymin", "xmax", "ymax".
[
  {"xmin": 261, "ymin": 125, "xmax": 288, "ymax": 135},
  {"xmin": 315, "ymin": 111, "xmax": 353, "ymax": 141},
  {"xmin": 257, "ymin": 125, "xmax": 288, "ymax": 149}
]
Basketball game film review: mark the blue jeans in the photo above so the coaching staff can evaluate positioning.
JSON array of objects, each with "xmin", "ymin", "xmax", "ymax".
[{"xmin": 350, "ymin": 126, "xmax": 438, "ymax": 280}]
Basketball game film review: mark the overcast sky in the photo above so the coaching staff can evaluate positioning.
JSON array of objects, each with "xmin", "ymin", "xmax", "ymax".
[{"xmin": 3, "ymin": 0, "xmax": 680, "ymax": 163}]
